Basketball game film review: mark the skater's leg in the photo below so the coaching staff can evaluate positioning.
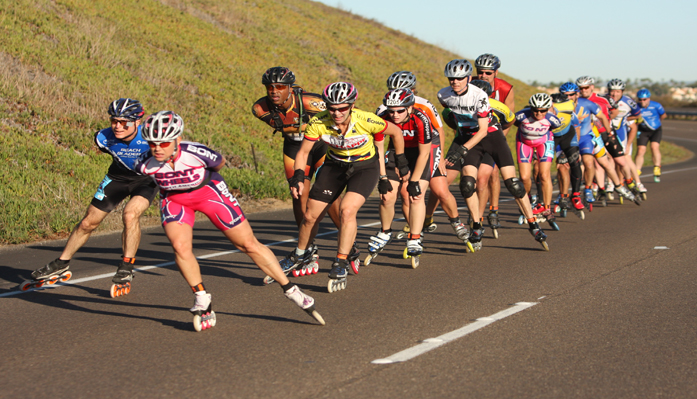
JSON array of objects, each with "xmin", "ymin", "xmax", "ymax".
[
  {"xmin": 500, "ymin": 165, "xmax": 534, "ymax": 219},
  {"xmin": 379, "ymin": 180, "xmax": 400, "ymax": 230},
  {"xmin": 429, "ymin": 175, "xmax": 459, "ymax": 219},
  {"xmin": 538, "ymin": 161, "xmax": 553, "ymax": 208},
  {"xmin": 597, "ymin": 154, "xmax": 622, "ymax": 186},
  {"xmin": 650, "ymin": 141, "xmax": 661, "ymax": 170},
  {"xmin": 60, "ymin": 205, "xmax": 110, "ymax": 261},
  {"xmin": 488, "ymin": 165, "xmax": 502, "ymax": 212},
  {"xmin": 164, "ymin": 223, "xmax": 202, "ymax": 286},
  {"xmin": 476, "ymin": 163, "xmax": 494, "ymax": 222},
  {"xmin": 557, "ymin": 163, "xmax": 570, "ymax": 194},
  {"xmin": 635, "ymin": 145, "xmax": 647, "ymax": 172},
  {"xmin": 460, "ymin": 165, "xmax": 480, "ymax": 222},
  {"xmin": 425, "ymin": 169, "xmax": 458, "ymax": 218},
  {"xmin": 121, "ymin": 196, "xmax": 151, "ymax": 258},
  {"xmin": 337, "ymin": 192, "xmax": 366, "ymax": 255},
  {"xmin": 407, "ymin": 180, "xmax": 429, "ymax": 236},
  {"xmin": 298, "ymin": 199, "xmax": 331, "ymax": 251},
  {"xmin": 582, "ymin": 154, "xmax": 596, "ymax": 189}
]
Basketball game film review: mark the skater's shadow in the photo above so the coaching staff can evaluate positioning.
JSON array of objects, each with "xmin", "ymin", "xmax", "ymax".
[
  {"xmin": 225, "ymin": 312, "xmax": 317, "ymax": 326},
  {"xmin": 485, "ymin": 245, "xmax": 547, "ymax": 252}
]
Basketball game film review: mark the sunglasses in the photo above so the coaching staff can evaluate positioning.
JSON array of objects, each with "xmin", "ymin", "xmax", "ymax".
[
  {"xmin": 638, "ymin": 98, "xmax": 650, "ymax": 101},
  {"xmin": 448, "ymin": 77, "xmax": 466, "ymax": 82},
  {"xmin": 532, "ymin": 109, "xmax": 548, "ymax": 114},
  {"xmin": 111, "ymin": 119, "xmax": 135, "ymax": 127},
  {"xmin": 387, "ymin": 108, "xmax": 407, "ymax": 115},
  {"xmin": 327, "ymin": 105, "xmax": 351, "ymax": 113},
  {"xmin": 563, "ymin": 92, "xmax": 579, "ymax": 96},
  {"xmin": 579, "ymin": 86, "xmax": 592, "ymax": 90},
  {"xmin": 477, "ymin": 70, "xmax": 495, "ymax": 76},
  {"xmin": 266, "ymin": 84, "xmax": 289, "ymax": 91},
  {"xmin": 148, "ymin": 141, "xmax": 174, "ymax": 148}
]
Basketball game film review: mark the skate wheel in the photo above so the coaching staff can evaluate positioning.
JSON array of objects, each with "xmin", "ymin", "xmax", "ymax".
[
  {"xmin": 364, "ymin": 254, "xmax": 374, "ymax": 266},
  {"xmin": 396, "ymin": 232, "xmax": 407, "ymax": 240},
  {"xmin": 59, "ymin": 271, "xmax": 73, "ymax": 283},
  {"xmin": 45, "ymin": 275, "xmax": 59, "ymax": 285},
  {"xmin": 618, "ymin": 196, "xmax": 623, "ymax": 205},
  {"xmin": 492, "ymin": 228, "xmax": 499, "ymax": 239},
  {"xmin": 560, "ymin": 209, "xmax": 567, "ymax": 218},
  {"xmin": 402, "ymin": 247, "xmax": 409, "ymax": 259},
  {"xmin": 312, "ymin": 262, "xmax": 319, "ymax": 274},
  {"xmin": 426, "ymin": 224, "xmax": 437, "ymax": 233},
  {"xmin": 579, "ymin": 210, "xmax": 585, "ymax": 220},
  {"xmin": 291, "ymin": 269, "xmax": 300, "ymax": 278},
  {"xmin": 550, "ymin": 222, "xmax": 560, "ymax": 231},
  {"xmin": 350, "ymin": 259, "xmax": 360, "ymax": 275},
  {"xmin": 193, "ymin": 315, "xmax": 202, "ymax": 332},
  {"xmin": 310, "ymin": 310, "xmax": 326, "ymax": 326},
  {"xmin": 518, "ymin": 215, "xmax": 525, "ymax": 225},
  {"xmin": 411, "ymin": 256, "xmax": 419, "ymax": 269},
  {"xmin": 110, "ymin": 284, "xmax": 118, "ymax": 298},
  {"xmin": 19, "ymin": 280, "xmax": 34, "ymax": 291},
  {"xmin": 466, "ymin": 241, "xmax": 474, "ymax": 253},
  {"xmin": 209, "ymin": 311, "xmax": 217, "ymax": 327},
  {"xmin": 541, "ymin": 240, "xmax": 550, "ymax": 251},
  {"xmin": 641, "ymin": 193, "xmax": 647, "ymax": 201}
]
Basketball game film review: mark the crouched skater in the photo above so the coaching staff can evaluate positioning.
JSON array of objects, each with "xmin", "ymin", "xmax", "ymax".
[{"xmin": 135, "ymin": 111, "xmax": 325, "ymax": 331}]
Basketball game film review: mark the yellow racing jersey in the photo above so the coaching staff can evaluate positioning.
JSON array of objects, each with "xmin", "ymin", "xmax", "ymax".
[
  {"xmin": 552, "ymin": 99, "xmax": 576, "ymax": 134},
  {"xmin": 304, "ymin": 108, "xmax": 388, "ymax": 163},
  {"xmin": 489, "ymin": 98, "xmax": 514, "ymax": 127}
]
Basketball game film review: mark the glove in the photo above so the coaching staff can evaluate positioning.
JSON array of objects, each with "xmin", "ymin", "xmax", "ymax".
[
  {"xmin": 446, "ymin": 145, "xmax": 468, "ymax": 165},
  {"xmin": 395, "ymin": 153, "xmax": 410, "ymax": 177},
  {"xmin": 288, "ymin": 169, "xmax": 305, "ymax": 190},
  {"xmin": 378, "ymin": 178, "xmax": 392, "ymax": 194},
  {"xmin": 407, "ymin": 181, "xmax": 421, "ymax": 197}
]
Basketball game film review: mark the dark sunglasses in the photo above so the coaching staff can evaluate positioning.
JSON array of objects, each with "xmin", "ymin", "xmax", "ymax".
[
  {"xmin": 448, "ymin": 77, "xmax": 466, "ymax": 82},
  {"xmin": 532, "ymin": 109, "xmax": 548, "ymax": 114},
  {"xmin": 477, "ymin": 70, "xmax": 495, "ymax": 76},
  {"xmin": 266, "ymin": 84, "xmax": 289, "ymax": 91},
  {"xmin": 111, "ymin": 119, "xmax": 135, "ymax": 127},
  {"xmin": 386, "ymin": 108, "xmax": 407, "ymax": 115},
  {"xmin": 327, "ymin": 105, "xmax": 351, "ymax": 113}
]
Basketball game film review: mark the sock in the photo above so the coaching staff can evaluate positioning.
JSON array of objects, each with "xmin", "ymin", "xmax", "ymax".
[
  {"xmin": 281, "ymin": 282, "xmax": 294, "ymax": 293},
  {"xmin": 408, "ymin": 233, "xmax": 421, "ymax": 240},
  {"xmin": 448, "ymin": 217, "xmax": 460, "ymax": 224},
  {"xmin": 191, "ymin": 283, "xmax": 206, "ymax": 295},
  {"xmin": 473, "ymin": 222, "xmax": 482, "ymax": 230},
  {"xmin": 122, "ymin": 256, "xmax": 136, "ymax": 264},
  {"xmin": 381, "ymin": 228, "xmax": 392, "ymax": 234},
  {"xmin": 295, "ymin": 247, "xmax": 306, "ymax": 257},
  {"xmin": 337, "ymin": 253, "xmax": 348, "ymax": 260}
]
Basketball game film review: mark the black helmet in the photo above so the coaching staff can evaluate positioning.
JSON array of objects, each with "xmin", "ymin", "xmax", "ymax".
[
  {"xmin": 551, "ymin": 93, "xmax": 569, "ymax": 103},
  {"xmin": 108, "ymin": 98, "xmax": 144, "ymax": 120},
  {"xmin": 261, "ymin": 67, "xmax": 296, "ymax": 85},
  {"xmin": 470, "ymin": 79, "xmax": 493, "ymax": 96},
  {"xmin": 474, "ymin": 53, "xmax": 501, "ymax": 71}
]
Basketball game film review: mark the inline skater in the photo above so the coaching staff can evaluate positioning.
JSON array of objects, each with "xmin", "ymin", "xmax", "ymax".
[
  {"xmin": 135, "ymin": 111, "xmax": 324, "ymax": 330},
  {"xmin": 376, "ymin": 71, "xmax": 468, "ymax": 247},
  {"xmin": 289, "ymin": 82, "xmax": 407, "ymax": 292},
  {"xmin": 634, "ymin": 88, "xmax": 666, "ymax": 183},
  {"xmin": 550, "ymin": 92, "xmax": 584, "ymax": 218},
  {"xmin": 474, "ymin": 54, "xmax": 515, "ymax": 229},
  {"xmin": 373, "ymin": 89, "xmax": 436, "ymax": 268},
  {"xmin": 514, "ymin": 94, "xmax": 563, "ymax": 230},
  {"xmin": 577, "ymin": 76, "xmax": 639, "ymax": 205},
  {"xmin": 438, "ymin": 59, "xmax": 548, "ymax": 251},
  {"xmin": 251, "ymin": 67, "xmax": 340, "ymax": 278},
  {"xmin": 605, "ymin": 79, "xmax": 644, "ymax": 197},
  {"xmin": 23, "ymin": 99, "xmax": 157, "ymax": 297}
]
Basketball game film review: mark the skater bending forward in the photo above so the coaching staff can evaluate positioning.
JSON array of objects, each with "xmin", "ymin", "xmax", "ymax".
[{"xmin": 135, "ymin": 111, "xmax": 324, "ymax": 329}]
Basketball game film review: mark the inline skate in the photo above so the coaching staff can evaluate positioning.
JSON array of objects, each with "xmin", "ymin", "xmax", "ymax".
[
  {"xmin": 347, "ymin": 243, "xmax": 361, "ymax": 274},
  {"xmin": 264, "ymin": 248, "xmax": 314, "ymax": 285},
  {"xmin": 402, "ymin": 237, "xmax": 423, "ymax": 268},
  {"xmin": 529, "ymin": 223, "xmax": 549, "ymax": 251},
  {"xmin": 20, "ymin": 259, "xmax": 73, "ymax": 291},
  {"xmin": 190, "ymin": 293, "xmax": 216, "ymax": 332},
  {"xmin": 110, "ymin": 260, "xmax": 135, "ymax": 298},
  {"xmin": 654, "ymin": 166, "xmax": 661, "ymax": 183},
  {"xmin": 284, "ymin": 285, "xmax": 325, "ymax": 325},
  {"xmin": 487, "ymin": 210, "xmax": 501, "ymax": 239},
  {"xmin": 327, "ymin": 258, "xmax": 348, "ymax": 293},
  {"xmin": 615, "ymin": 185, "xmax": 641, "ymax": 206},
  {"xmin": 450, "ymin": 219, "xmax": 474, "ymax": 253},
  {"xmin": 365, "ymin": 230, "xmax": 392, "ymax": 266}
]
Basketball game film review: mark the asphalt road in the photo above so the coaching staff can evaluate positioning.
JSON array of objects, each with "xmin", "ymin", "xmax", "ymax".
[{"xmin": 1, "ymin": 120, "xmax": 696, "ymax": 399}]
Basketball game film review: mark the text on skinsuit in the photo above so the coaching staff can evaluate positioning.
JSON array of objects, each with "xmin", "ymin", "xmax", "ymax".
[
  {"xmin": 187, "ymin": 144, "xmax": 219, "ymax": 161},
  {"xmin": 215, "ymin": 181, "xmax": 241, "ymax": 207}
]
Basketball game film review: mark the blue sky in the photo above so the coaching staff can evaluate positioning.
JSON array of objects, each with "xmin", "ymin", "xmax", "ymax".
[{"xmin": 314, "ymin": 0, "xmax": 696, "ymax": 84}]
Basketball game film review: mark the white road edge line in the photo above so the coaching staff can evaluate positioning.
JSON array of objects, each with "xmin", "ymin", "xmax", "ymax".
[{"xmin": 371, "ymin": 302, "xmax": 538, "ymax": 365}]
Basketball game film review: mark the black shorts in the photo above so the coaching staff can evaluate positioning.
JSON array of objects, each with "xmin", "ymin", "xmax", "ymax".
[
  {"xmin": 90, "ymin": 174, "xmax": 158, "ymax": 213},
  {"xmin": 604, "ymin": 133, "xmax": 625, "ymax": 157},
  {"xmin": 446, "ymin": 128, "xmax": 514, "ymax": 171},
  {"xmin": 637, "ymin": 126, "xmax": 663, "ymax": 146},
  {"xmin": 309, "ymin": 156, "xmax": 379, "ymax": 203},
  {"xmin": 283, "ymin": 138, "xmax": 328, "ymax": 180},
  {"xmin": 384, "ymin": 147, "xmax": 436, "ymax": 182}
]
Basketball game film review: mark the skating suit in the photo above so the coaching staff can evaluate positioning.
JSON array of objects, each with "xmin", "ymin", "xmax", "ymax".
[
  {"xmin": 135, "ymin": 142, "xmax": 246, "ymax": 231},
  {"xmin": 514, "ymin": 109, "xmax": 562, "ymax": 163}
]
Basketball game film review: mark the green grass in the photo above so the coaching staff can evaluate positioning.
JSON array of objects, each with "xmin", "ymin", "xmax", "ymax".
[{"xmin": 0, "ymin": 0, "xmax": 690, "ymax": 244}]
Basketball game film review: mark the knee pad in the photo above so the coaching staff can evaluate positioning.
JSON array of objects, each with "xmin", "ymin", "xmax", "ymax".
[
  {"xmin": 504, "ymin": 177, "xmax": 526, "ymax": 199},
  {"xmin": 459, "ymin": 176, "xmax": 477, "ymax": 199}
]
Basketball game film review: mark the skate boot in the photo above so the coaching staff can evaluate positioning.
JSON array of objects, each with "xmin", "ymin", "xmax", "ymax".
[
  {"xmin": 403, "ymin": 238, "xmax": 423, "ymax": 268},
  {"xmin": 529, "ymin": 223, "xmax": 549, "ymax": 251},
  {"xmin": 606, "ymin": 180, "xmax": 615, "ymax": 200},
  {"xmin": 487, "ymin": 210, "xmax": 501, "ymax": 239},
  {"xmin": 615, "ymin": 185, "xmax": 641, "ymax": 206},
  {"xmin": 365, "ymin": 230, "xmax": 392, "ymax": 266},
  {"xmin": 558, "ymin": 196, "xmax": 570, "ymax": 218},
  {"xmin": 423, "ymin": 216, "xmax": 438, "ymax": 233},
  {"xmin": 110, "ymin": 260, "xmax": 135, "ymax": 298},
  {"xmin": 542, "ymin": 208, "xmax": 560, "ymax": 231},
  {"xmin": 468, "ymin": 227, "xmax": 484, "ymax": 252},
  {"xmin": 591, "ymin": 183, "xmax": 598, "ymax": 198},
  {"xmin": 20, "ymin": 259, "xmax": 73, "ymax": 291},
  {"xmin": 347, "ymin": 243, "xmax": 361, "ymax": 275},
  {"xmin": 637, "ymin": 182, "xmax": 647, "ymax": 201},
  {"xmin": 327, "ymin": 258, "xmax": 348, "ymax": 293},
  {"xmin": 653, "ymin": 166, "xmax": 661, "ymax": 183},
  {"xmin": 293, "ymin": 243, "xmax": 320, "ymax": 278},
  {"xmin": 596, "ymin": 189, "xmax": 608, "ymax": 207},
  {"xmin": 532, "ymin": 202, "xmax": 546, "ymax": 224},
  {"xmin": 264, "ymin": 249, "xmax": 313, "ymax": 285},
  {"xmin": 284, "ymin": 285, "xmax": 326, "ymax": 325},
  {"xmin": 583, "ymin": 188, "xmax": 595, "ymax": 212},
  {"xmin": 396, "ymin": 224, "xmax": 410, "ymax": 240},
  {"xmin": 190, "ymin": 293, "xmax": 216, "ymax": 332},
  {"xmin": 450, "ymin": 220, "xmax": 475, "ymax": 253},
  {"xmin": 570, "ymin": 193, "xmax": 586, "ymax": 220}
]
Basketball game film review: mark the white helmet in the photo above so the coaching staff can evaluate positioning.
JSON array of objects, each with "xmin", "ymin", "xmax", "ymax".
[
  {"xmin": 386, "ymin": 71, "xmax": 417, "ymax": 90},
  {"xmin": 444, "ymin": 59, "xmax": 472, "ymax": 79},
  {"xmin": 142, "ymin": 111, "xmax": 184, "ymax": 142},
  {"xmin": 529, "ymin": 93, "xmax": 552, "ymax": 109},
  {"xmin": 576, "ymin": 76, "xmax": 595, "ymax": 86},
  {"xmin": 606, "ymin": 78, "xmax": 626, "ymax": 91}
]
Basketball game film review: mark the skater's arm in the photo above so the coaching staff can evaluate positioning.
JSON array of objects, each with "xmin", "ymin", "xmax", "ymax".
[
  {"xmin": 462, "ymin": 117, "xmax": 490, "ymax": 150},
  {"xmin": 212, "ymin": 157, "xmax": 226, "ymax": 172},
  {"xmin": 291, "ymin": 139, "xmax": 314, "ymax": 198}
]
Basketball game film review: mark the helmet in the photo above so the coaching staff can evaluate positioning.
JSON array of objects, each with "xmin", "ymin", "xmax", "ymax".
[
  {"xmin": 474, "ymin": 53, "xmax": 501, "ymax": 71},
  {"xmin": 637, "ymin": 88, "xmax": 651, "ymax": 98},
  {"xmin": 551, "ymin": 93, "xmax": 569, "ymax": 104},
  {"xmin": 559, "ymin": 82, "xmax": 579, "ymax": 93},
  {"xmin": 575, "ymin": 76, "xmax": 595, "ymax": 86},
  {"xmin": 383, "ymin": 88, "xmax": 415, "ymax": 107},
  {"xmin": 142, "ymin": 111, "xmax": 184, "ymax": 142},
  {"xmin": 322, "ymin": 82, "xmax": 358, "ymax": 105},
  {"xmin": 261, "ymin": 67, "xmax": 296, "ymax": 85},
  {"xmin": 529, "ymin": 93, "xmax": 552, "ymax": 109},
  {"xmin": 108, "ymin": 98, "xmax": 144, "ymax": 120},
  {"xmin": 607, "ymin": 79, "xmax": 626, "ymax": 91},
  {"xmin": 444, "ymin": 59, "xmax": 473, "ymax": 79},
  {"xmin": 386, "ymin": 71, "xmax": 417, "ymax": 90},
  {"xmin": 470, "ymin": 79, "xmax": 493, "ymax": 96}
]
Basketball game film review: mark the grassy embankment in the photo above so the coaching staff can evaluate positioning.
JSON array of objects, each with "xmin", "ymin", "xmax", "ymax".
[{"xmin": 0, "ymin": 0, "xmax": 690, "ymax": 244}]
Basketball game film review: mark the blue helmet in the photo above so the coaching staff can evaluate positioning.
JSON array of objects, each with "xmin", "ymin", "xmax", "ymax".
[
  {"xmin": 108, "ymin": 98, "xmax": 144, "ymax": 120},
  {"xmin": 637, "ymin": 88, "xmax": 651, "ymax": 99},
  {"xmin": 559, "ymin": 82, "xmax": 579, "ymax": 93}
]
